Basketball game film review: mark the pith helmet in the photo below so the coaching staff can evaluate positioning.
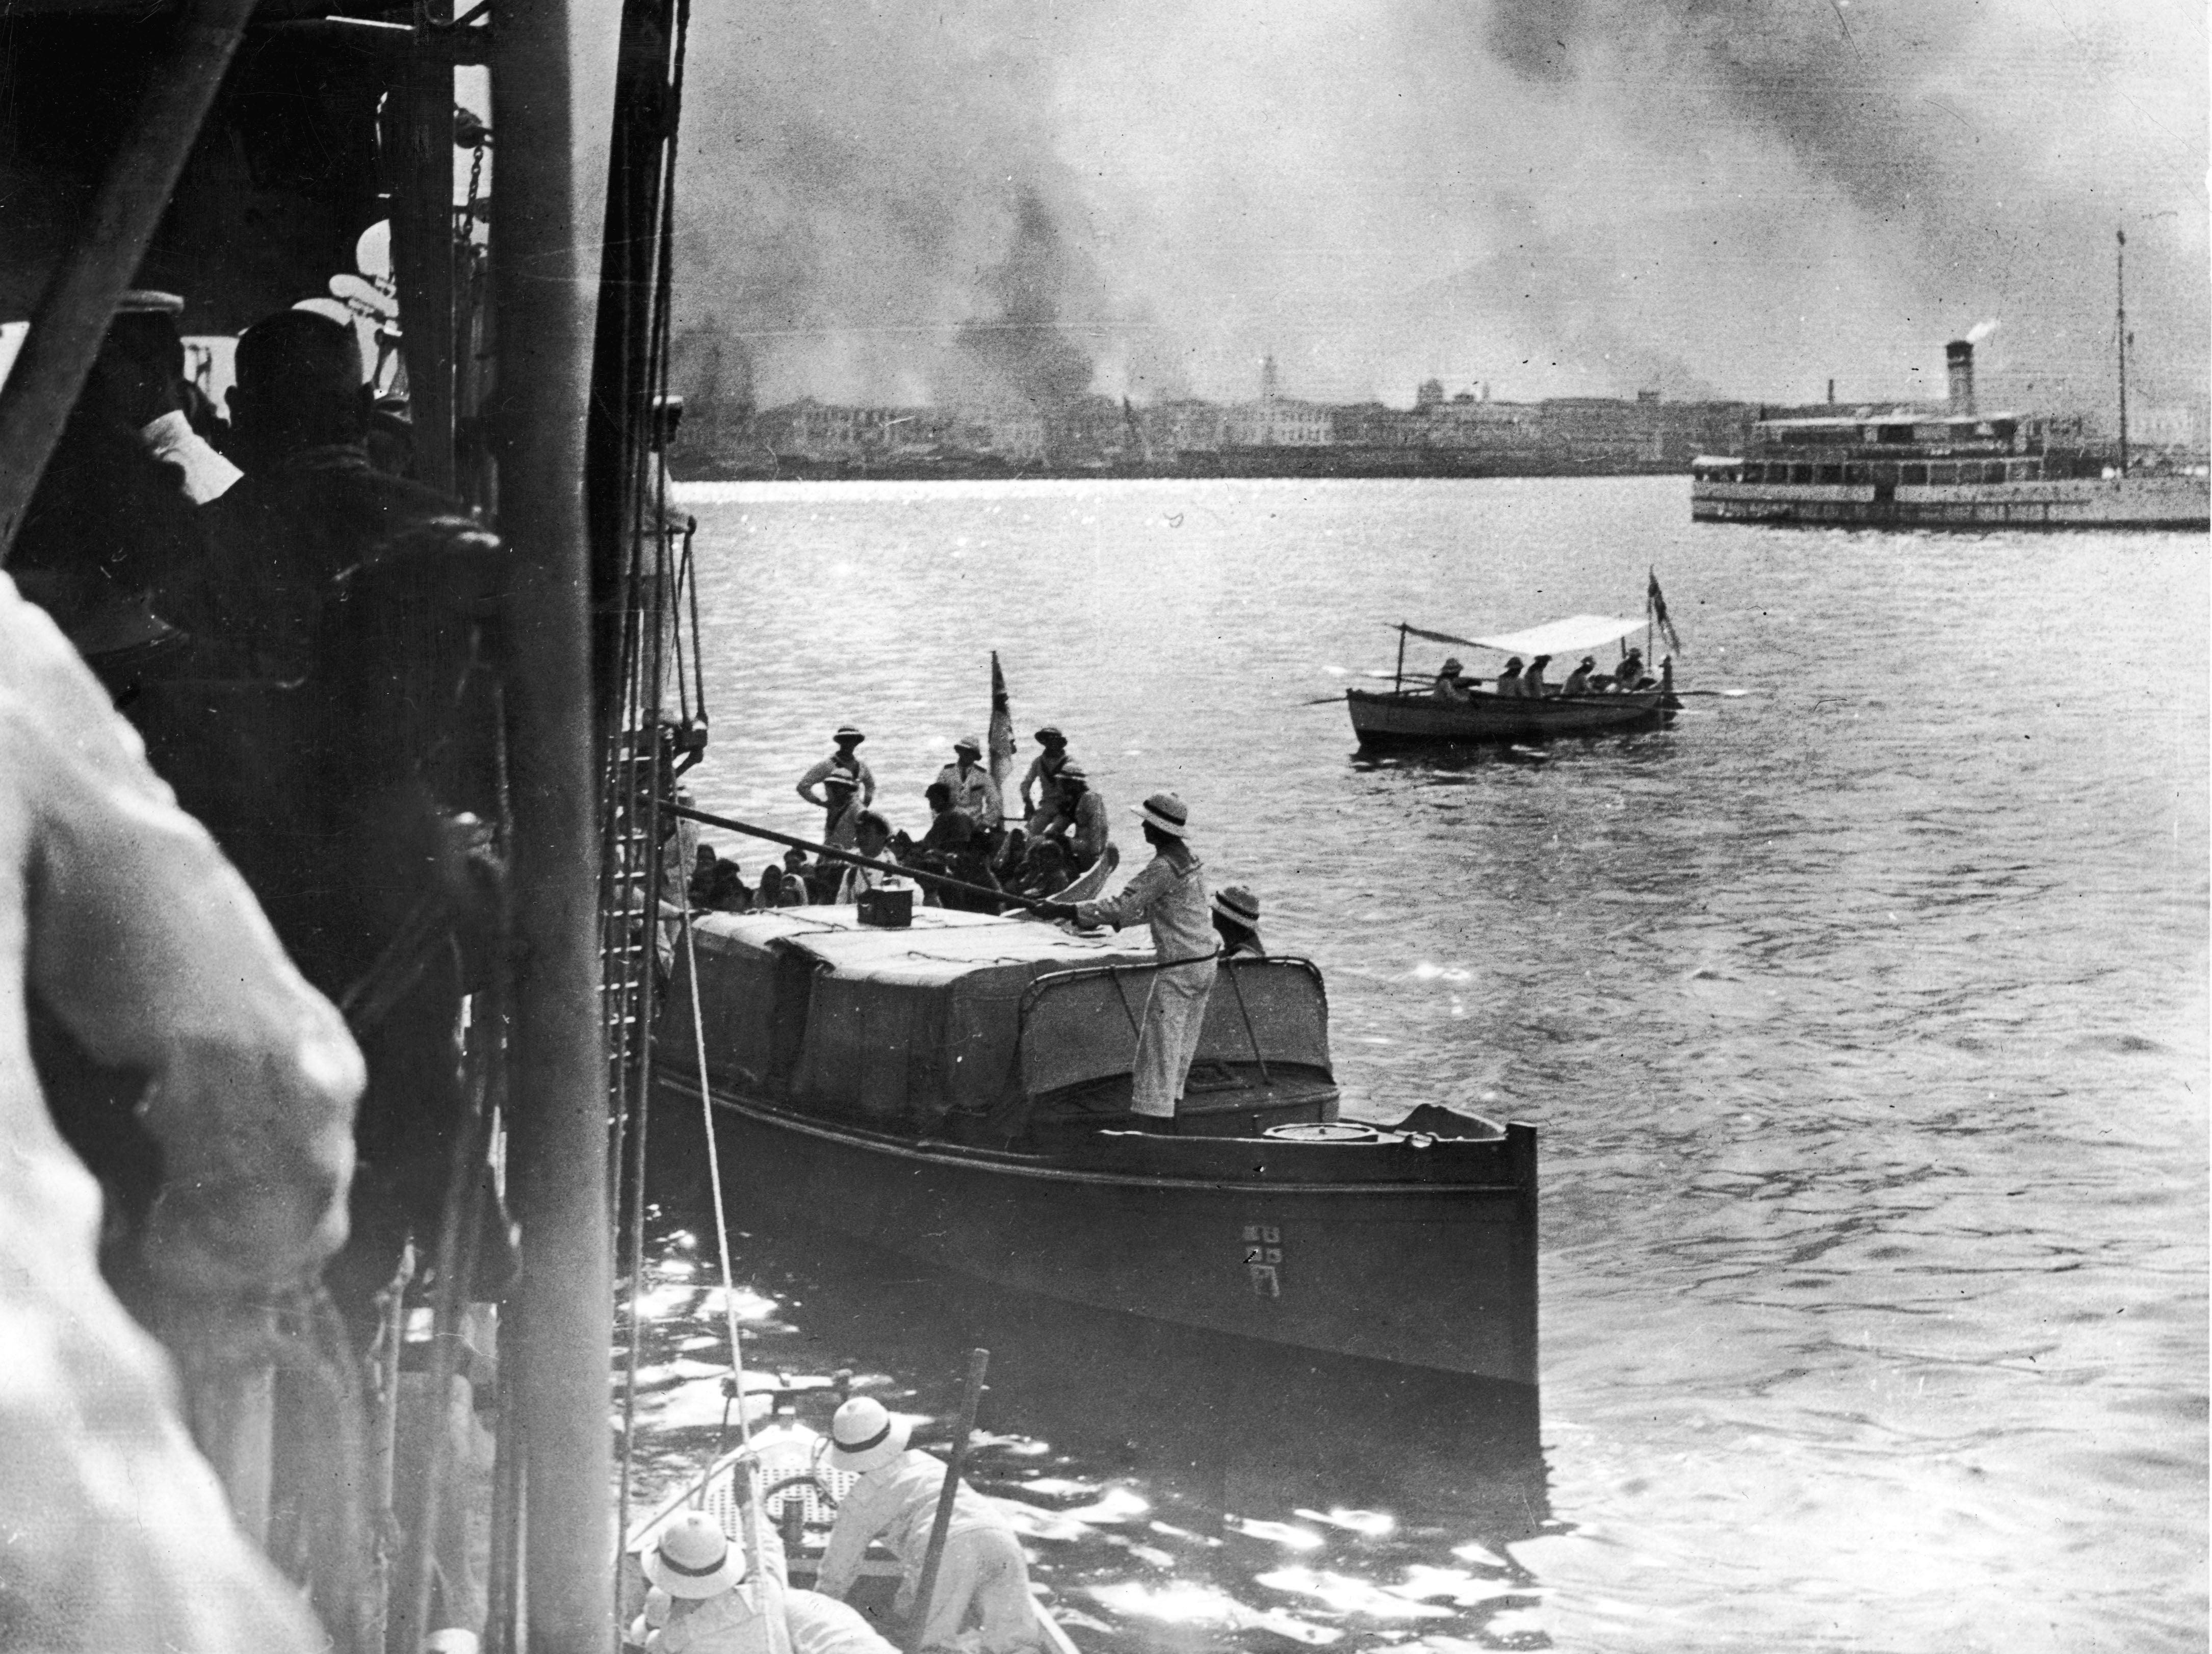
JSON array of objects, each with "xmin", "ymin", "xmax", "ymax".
[
  {"xmin": 1212, "ymin": 886, "xmax": 1261, "ymax": 928},
  {"xmin": 829, "ymin": 1396, "xmax": 910, "ymax": 1472},
  {"xmin": 642, "ymin": 1510, "xmax": 746, "ymax": 1599},
  {"xmin": 1130, "ymin": 792, "xmax": 1189, "ymax": 838}
]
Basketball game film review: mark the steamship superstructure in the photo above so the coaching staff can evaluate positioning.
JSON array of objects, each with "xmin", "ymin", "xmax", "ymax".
[{"xmin": 1690, "ymin": 338, "xmax": 2209, "ymax": 531}]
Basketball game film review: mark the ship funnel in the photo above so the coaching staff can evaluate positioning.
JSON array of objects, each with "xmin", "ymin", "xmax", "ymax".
[{"xmin": 1945, "ymin": 340, "xmax": 1975, "ymax": 415}]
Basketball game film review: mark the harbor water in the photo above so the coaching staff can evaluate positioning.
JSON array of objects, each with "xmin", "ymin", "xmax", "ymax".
[{"xmin": 631, "ymin": 476, "xmax": 2206, "ymax": 1652}]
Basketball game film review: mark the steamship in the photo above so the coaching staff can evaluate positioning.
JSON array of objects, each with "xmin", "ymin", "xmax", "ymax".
[{"xmin": 1690, "ymin": 337, "xmax": 2209, "ymax": 531}]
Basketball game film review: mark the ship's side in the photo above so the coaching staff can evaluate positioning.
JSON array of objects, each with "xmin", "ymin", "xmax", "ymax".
[{"xmin": 1693, "ymin": 469, "xmax": 2210, "ymax": 530}]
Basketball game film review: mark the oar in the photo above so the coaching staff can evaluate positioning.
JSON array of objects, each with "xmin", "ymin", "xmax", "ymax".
[
  {"xmin": 1667, "ymin": 689, "xmax": 1753, "ymax": 698},
  {"xmin": 668, "ymin": 802, "xmax": 1063, "ymax": 917},
  {"xmin": 904, "ymin": 1348, "xmax": 991, "ymax": 1654}
]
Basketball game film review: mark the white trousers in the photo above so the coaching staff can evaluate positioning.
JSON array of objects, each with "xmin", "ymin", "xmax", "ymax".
[
  {"xmin": 895, "ymin": 1529, "xmax": 1040, "ymax": 1653},
  {"xmin": 1131, "ymin": 957, "xmax": 1218, "ymax": 1118}
]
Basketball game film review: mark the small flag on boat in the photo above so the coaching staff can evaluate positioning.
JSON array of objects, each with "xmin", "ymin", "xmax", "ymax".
[
  {"xmin": 1648, "ymin": 571, "xmax": 1682, "ymax": 656},
  {"xmin": 988, "ymin": 651, "xmax": 1017, "ymax": 788}
]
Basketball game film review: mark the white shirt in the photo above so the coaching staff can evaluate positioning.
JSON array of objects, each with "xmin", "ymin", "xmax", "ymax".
[
  {"xmin": 815, "ymin": 1450, "xmax": 1009, "ymax": 1600},
  {"xmin": 934, "ymin": 762, "xmax": 1004, "ymax": 829},
  {"xmin": 139, "ymin": 410, "xmax": 242, "ymax": 504}
]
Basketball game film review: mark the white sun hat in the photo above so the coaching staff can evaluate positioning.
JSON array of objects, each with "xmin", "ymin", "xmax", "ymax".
[
  {"xmin": 828, "ymin": 1395, "xmax": 911, "ymax": 1473},
  {"xmin": 642, "ymin": 1510, "xmax": 747, "ymax": 1599}
]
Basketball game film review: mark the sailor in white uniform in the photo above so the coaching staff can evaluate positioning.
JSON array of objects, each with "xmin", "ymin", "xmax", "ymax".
[
  {"xmin": 1044, "ymin": 791, "xmax": 1215, "ymax": 1131},
  {"xmin": 814, "ymin": 1400, "xmax": 1040, "ymax": 1654}
]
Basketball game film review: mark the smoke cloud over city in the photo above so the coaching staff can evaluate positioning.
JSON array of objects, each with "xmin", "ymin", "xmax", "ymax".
[{"xmin": 672, "ymin": 0, "xmax": 2206, "ymax": 414}]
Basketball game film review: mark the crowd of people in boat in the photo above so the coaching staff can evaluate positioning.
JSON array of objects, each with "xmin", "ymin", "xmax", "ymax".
[
  {"xmin": 682, "ymin": 721, "xmax": 1120, "ymax": 914},
  {"xmin": 1430, "ymin": 648, "xmax": 1653, "ymax": 701}
]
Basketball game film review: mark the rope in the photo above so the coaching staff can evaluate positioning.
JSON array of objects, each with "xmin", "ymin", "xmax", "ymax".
[
  {"xmin": 680, "ymin": 903, "xmax": 769, "ymax": 1575},
  {"xmin": 667, "ymin": 802, "xmax": 1039, "ymax": 916},
  {"xmin": 1221, "ymin": 959, "xmax": 1273, "ymax": 1088}
]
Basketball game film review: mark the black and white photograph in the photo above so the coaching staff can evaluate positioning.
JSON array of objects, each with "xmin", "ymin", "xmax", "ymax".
[{"xmin": 0, "ymin": 2, "xmax": 2202, "ymax": 1652}]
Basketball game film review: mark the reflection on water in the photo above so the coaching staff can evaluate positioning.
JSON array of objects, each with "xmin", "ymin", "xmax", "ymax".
[
  {"xmin": 625, "ymin": 1186, "xmax": 1550, "ymax": 1652},
  {"xmin": 665, "ymin": 477, "xmax": 2207, "ymax": 1650}
]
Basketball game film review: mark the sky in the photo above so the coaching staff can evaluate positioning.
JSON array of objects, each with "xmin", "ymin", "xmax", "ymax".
[{"xmin": 671, "ymin": 0, "xmax": 2209, "ymax": 415}]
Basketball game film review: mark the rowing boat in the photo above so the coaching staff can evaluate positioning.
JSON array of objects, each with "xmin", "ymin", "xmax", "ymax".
[
  {"xmin": 1347, "ymin": 609, "xmax": 1681, "ymax": 747},
  {"xmin": 1346, "ymin": 681, "xmax": 1671, "ymax": 743}
]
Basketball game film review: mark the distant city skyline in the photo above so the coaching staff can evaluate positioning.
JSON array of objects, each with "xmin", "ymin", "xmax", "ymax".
[{"xmin": 672, "ymin": 0, "xmax": 2206, "ymax": 419}]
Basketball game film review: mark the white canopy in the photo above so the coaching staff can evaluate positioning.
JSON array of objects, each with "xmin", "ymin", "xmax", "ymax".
[{"xmin": 1403, "ymin": 614, "xmax": 1646, "ymax": 659}]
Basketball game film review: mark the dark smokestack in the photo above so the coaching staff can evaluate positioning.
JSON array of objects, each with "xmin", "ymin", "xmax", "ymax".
[
  {"xmin": 1945, "ymin": 340, "xmax": 1974, "ymax": 415},
  {"xmin": 1826, "ymin": 377, "xmax": 1835, "ymax": 404}
]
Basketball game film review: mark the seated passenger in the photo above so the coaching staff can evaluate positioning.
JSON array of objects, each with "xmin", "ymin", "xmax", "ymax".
[
  {"xmin": 913, "ymin": 781, "xmax": 999, "ymax": 911},
  {"xmin": 688, "ymin": 844, "xmax": 720, "ymax": 905},
  {"xmin": 704, "ymin": 860, "xmax": 752, "ymax": 913},
  {"xmin": 835, "ymin": 811, "xmax": 899, "ymax": 903},
  {"xmin": 1211, "ymin": 886, "xmax": 1266, "ymax": 959},
  {"xmin": 1010, "ymin": 837, "xmax": 1077, "ymax": 899},
  {"xmin": 1612, "ymin": 647, "xmax": 1647, "ymax": 690},
  {"xmin": 1562, "ymin": 656, "xmax": 1597, "ymax": 696},
  {"xmin": 821, "ymin": 769, "xmax": 864, "ymax": 851},
  {"xmin": 1430, "ymin": 656, "xmax": 1470, "ymax": 702},
  {"xmin": 1494, "ymin": 658, "xmax": 1525, "ymax": 697},
  {"xmin": 1033, "ymin": 760, "xmax": 1109, "ymax": 867},
  {"xmin": 1524, "ymin": 654, "xmax": 1552, "ymax": 696}
]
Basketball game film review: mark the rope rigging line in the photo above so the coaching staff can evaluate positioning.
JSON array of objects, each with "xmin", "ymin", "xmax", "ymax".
[
  {"xmin": 608, "ymin": 0, "xmax": 700, "ymax": 1590},
  {"xmin": 680, "ymin": 903, "xmax": 771, "ymax": 1573}
]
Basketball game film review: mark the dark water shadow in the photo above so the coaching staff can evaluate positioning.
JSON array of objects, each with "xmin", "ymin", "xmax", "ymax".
[{"xmin": 713, "ymin": 1212, "xmax": 1551, "ymax": 1538}]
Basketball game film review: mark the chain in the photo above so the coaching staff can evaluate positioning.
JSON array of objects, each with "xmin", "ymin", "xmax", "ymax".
[{"xmin": 464, "ymin": 138, "xmax": 487, "ymax": 234}]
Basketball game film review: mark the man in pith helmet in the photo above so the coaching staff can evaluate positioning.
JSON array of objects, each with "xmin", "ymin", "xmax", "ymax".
[
  {"xmin": 1042, "ymin": 791, "xmax": 1215, "ymax": 1132},
  {"xmin": 1019, "ymin": 725, "xmax": 1071, "ymax": 830},
  {"xmin": 798, "ymin": 725, "xmax": 877, "ymax": 811},
  {"xmin": 630, "ymin": 1507, "xmax": 895, "ymax": 1654},
  {"xmin": 1032, "ymin": 759, "xmax": 1109, "ymax": 867},
  {"xmin": 935, "ymin": 734, "xmax": 1003, "ymax": 831},
  {"xmin": 815, "ymin": 1398, "xmax": 1041, "ymax": 1653},
  {"xmin": 1211, "ymin": 886, "xmax": 1265, "ymax": 959}
]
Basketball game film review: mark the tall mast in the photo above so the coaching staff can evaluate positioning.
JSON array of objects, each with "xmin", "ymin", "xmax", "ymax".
[
  {"xmin": 494, "ymin": 0, "xmax": 616, "ymax": 1645},
  {"xmin": 2116, "ymin": 227, "xmax": 2129, "ymax": 479}
]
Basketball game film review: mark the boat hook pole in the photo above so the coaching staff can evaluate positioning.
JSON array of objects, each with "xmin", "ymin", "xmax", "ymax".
[
  {"xmin": 666, "ymin": 802, "xmax": 1066, "ymax": 917},
  {"xmin": 904, "ymin": 1349, "xmax": 991, "ymax": 1654}
]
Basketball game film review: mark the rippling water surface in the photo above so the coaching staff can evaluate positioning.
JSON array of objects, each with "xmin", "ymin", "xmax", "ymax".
[{"xmin": 634, "ymin": 476, "xmax": 2206, "ymax": 1652}]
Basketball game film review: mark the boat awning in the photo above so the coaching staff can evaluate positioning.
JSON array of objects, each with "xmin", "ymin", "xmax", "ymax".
[
  {"xmin": 1402, "ymin": 614, "xmax": 1647, "ymax": 658},
  {"xmin": 757, "ymin": 906, "xmax": 1150, "ymax": 986},
  {"xmin": 672, "ymin": 906, "xmax": 1158, "ymax": 1131}
]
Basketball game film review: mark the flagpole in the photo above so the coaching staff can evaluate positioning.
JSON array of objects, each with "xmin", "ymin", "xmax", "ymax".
[{"xmin": 2116, "ymin": 227, "xmax": 2129, "ymax": 479}]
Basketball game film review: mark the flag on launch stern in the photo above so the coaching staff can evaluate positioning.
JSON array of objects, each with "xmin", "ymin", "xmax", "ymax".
[
  {"xmin": 1648, "ymin": 571, "xmax": 1682, "ymax": 656},
  {"xmin": 988, "ymin": 652, "xmax": 1017, "ymax": 789}
]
